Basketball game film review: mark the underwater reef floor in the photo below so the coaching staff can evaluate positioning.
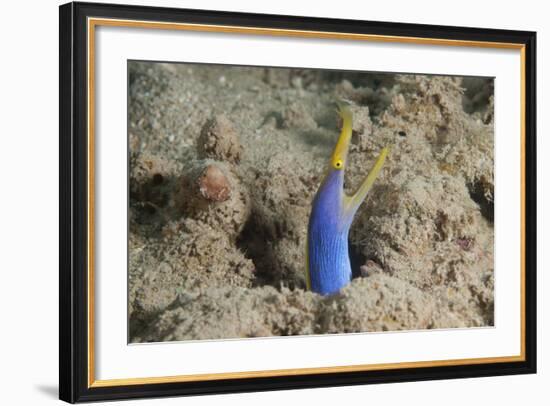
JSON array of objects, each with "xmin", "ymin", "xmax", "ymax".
[{"xmin": 128, "ymin": 62, "xmax": 495, "ymax": 342}]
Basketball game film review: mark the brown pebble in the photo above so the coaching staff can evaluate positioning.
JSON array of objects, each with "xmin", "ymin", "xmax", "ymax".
[
  {"xmin": 456, "ymin": 237, "xmax": 474, "ymax": 251},
  {"xmin": 360, "ymin": 265, "xmax": 369, "ymax": 277},
  {"xmin": 196, "ymin": 165, "xmax": 230, "ymax": 202}
]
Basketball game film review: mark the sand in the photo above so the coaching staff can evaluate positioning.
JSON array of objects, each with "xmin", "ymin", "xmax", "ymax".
[{"xmin": 128, "ymin": 61, "xmax": 494, "ymax": 342}]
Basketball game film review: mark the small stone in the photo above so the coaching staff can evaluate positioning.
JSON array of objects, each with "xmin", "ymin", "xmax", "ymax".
[
  {"xmin": 341, "ymin": 79, "xmax": 354, "ymax": 92},
  {"xmin": 456, "ymin": 237, "xmax": 474, "ymax": 251},
  {"xmin": 197, "ymin": 165, "xmax": 231, "ymax": 202},
  {"xmin": 360, "ymin": 265, "xmax": 369, "ymax": 277}
]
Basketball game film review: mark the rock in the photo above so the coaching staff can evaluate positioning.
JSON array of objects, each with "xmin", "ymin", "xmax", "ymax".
[
  {"xmin": 198, "ymin": 115, "xmax": 243, "ymax": 163},
  {"xmin": 176, "ymin": 160, "xmax": 250, "ymax": 238}
]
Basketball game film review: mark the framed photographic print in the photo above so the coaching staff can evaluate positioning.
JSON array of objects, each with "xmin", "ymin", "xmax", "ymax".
[{"xmin": 59, "ymin": 1, "xmax": 537, "ymax": 403}]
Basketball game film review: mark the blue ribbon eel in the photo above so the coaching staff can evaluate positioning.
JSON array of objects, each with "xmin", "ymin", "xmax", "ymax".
[{"xmin": 306, "ymin": 104, "xmax": 389, "ymax": 295}]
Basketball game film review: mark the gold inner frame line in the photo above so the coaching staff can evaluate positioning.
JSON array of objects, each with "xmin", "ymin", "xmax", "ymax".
[{"xmin": 87, "ymin": 17, "xmax": 527, "ymax": 388}]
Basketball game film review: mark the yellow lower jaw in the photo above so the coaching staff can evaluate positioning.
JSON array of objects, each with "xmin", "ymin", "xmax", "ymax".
[{"xmin": 345, "ymin": 146, "xmax": 389, "ymax": 213}]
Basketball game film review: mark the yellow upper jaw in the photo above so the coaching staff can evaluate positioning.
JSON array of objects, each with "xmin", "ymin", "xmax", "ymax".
[{"xmin": 330, "ymin": 104, "xmax": 353, "ymax": 170}]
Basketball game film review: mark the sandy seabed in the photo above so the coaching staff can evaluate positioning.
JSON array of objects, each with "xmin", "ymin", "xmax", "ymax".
[{"xmin": 128, "ymin": 61, "xmax": 494, "ymax": 342}]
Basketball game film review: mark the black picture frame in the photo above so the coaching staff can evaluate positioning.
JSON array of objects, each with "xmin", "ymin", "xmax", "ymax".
[{"xmin": 59, "ymin": 1, "xmax": 537, "ymax": 403}]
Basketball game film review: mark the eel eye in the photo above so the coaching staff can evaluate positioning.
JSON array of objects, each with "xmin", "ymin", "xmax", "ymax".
[{"xmin": 334, "ymin": 159, "xmax": 343, "ymax": 170}]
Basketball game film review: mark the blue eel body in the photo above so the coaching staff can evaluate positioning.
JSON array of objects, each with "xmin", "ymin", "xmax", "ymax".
[
  {"xmin": 306, "ymin": 104, "xmax": 388, "ymax": 296},
  {"xmin": 308, "ymin": 171, "xmax": 354, "ymax": 295}
]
